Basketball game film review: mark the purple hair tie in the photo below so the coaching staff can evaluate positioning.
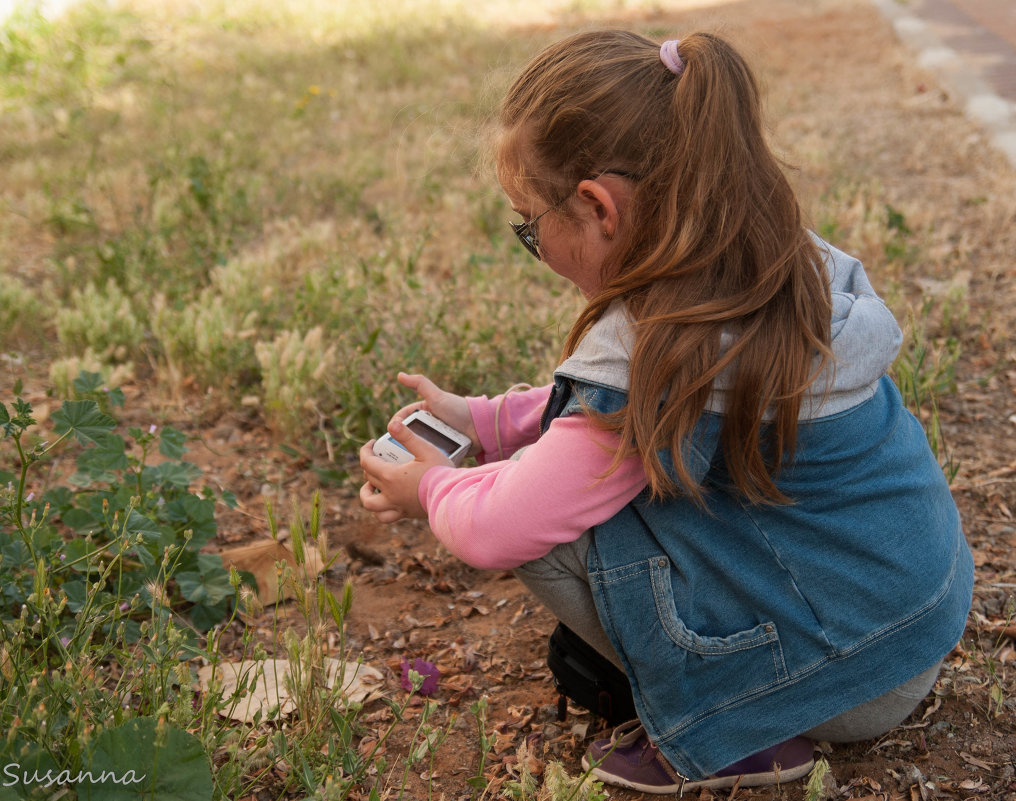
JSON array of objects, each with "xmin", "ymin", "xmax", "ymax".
[{"xmin": 660, "ymin": 39, "xmax": 685, "ymax": 76}]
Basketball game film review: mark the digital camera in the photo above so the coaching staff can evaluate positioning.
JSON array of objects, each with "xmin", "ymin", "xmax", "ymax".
[{"xmin": 372, "ymin": 410, "xmax": 471, "ymax": 466}]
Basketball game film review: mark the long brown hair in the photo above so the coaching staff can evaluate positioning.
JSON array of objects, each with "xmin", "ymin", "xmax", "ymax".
[{"xmin": 498, "ymin": 30, "xmax": 832, "ymax": 505}]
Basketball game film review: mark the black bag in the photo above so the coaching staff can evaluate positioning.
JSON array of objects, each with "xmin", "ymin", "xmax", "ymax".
[{"xmin": 546, "ymin": 623, "xmax": 637, "ymax": 726}]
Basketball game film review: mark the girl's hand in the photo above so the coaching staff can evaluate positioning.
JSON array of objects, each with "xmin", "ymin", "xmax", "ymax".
[
  {"xmin": 391, "ymin": 372, "xmax": 481, "ymax": 456},
  {"xmin": 359, "ymin": 417, "xmax": 454, "ymax": 523}
]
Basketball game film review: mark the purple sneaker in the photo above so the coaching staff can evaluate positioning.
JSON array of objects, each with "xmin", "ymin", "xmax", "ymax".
[{"xmin": 581, "ymin": 720, "xmax": 815, "ymax": 794}]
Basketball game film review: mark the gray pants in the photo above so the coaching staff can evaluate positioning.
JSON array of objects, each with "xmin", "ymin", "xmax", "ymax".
[{"xmin": 515, "ymin": 531, "xmax": 941, "ymax": 743}]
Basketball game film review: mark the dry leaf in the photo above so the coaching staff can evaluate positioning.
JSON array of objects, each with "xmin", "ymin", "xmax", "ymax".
[
  {"xmin": 990, "ymin": 624, "xmax": 1016, "ymax": 640},
  {"xmin": 921, "ymin": 696, "xmax": 942, "ymax": 719},
  {"xmin": 492, "ymin": 730, "xmax": 516, "ymax": 755},
  {"xmin": 960, "ymin": 751, "xmax": 994, "ymax": 770},
  {"xmin": 197, "ymin": 657, "xmax": 382, "ymax": 723},
  {"xmin": 510, "ymin": 604, "xmax": 531, "ymax": 625},
  {"xmin": 220, "ymin": 539, "xmax": 324, "ymax": 604},
  {"xmin": 514, "ymin": 740, "xmax": 544, "ymax": 778}
]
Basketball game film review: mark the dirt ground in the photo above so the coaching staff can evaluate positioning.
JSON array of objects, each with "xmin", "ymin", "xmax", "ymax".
[{"xmin": 6, "ymin": 0, "xmax": 1016, "ymax": 798}]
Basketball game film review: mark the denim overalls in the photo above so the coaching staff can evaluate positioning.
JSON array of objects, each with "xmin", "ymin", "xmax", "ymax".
[{"xmin": 539, "ymin": 238, "xmax": 974, "ymax": 778}]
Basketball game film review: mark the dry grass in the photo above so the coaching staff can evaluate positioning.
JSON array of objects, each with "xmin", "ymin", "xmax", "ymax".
[{"xmin": 1, "ymin": 0, "xmax": 1011, "ymax": 448}]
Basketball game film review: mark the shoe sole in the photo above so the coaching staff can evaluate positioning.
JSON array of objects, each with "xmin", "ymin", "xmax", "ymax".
[
  {"xmin": 581, "ymin": 755, "xmax": 815, "ymax": 794},
  {"xmin": 581, "ymin": 755, "xmax": 683, "ymax": 794}
]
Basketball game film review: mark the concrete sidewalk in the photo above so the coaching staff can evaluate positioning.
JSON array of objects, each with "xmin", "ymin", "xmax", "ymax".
[{"xmin": 871, "ymin": 0, "xmax": 1016, "ymax": 168}]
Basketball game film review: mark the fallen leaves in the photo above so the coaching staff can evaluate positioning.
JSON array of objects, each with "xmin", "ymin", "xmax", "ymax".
[
  {"xmin": 219, "ymin": 538, "xmax": 323, "ymax": 605},
  {"xmin": 196, "ymin": 658, "xmax": 383, "ymax": 723},
  {"xmin": 959, "ymin": 751, "xmax": 994, "ymax": 771},
  {"xmin": 945, "ymin": 777, "xmax": 992, "ymax": 794}
]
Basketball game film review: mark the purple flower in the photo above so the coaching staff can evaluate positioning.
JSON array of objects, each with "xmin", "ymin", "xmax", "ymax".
[{"xmin": 400, "ymin": 657, "xmax": 440, "ymax": 696}]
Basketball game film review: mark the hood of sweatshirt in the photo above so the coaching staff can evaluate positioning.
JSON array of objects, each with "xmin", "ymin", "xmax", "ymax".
[{"xmin": 555, "ymin": 235, "xmax": 903, "ymax": 420}]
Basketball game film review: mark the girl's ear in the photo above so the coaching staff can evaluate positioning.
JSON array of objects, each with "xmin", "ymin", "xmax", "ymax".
[{"xmin": 575, "ymin": 176, "xmax": 626, "ymax": 238}]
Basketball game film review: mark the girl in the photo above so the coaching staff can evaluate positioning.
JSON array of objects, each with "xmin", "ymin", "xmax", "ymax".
[{"xmin": 359, "ymin": 30, "xmax": 973, "ymax": 793}]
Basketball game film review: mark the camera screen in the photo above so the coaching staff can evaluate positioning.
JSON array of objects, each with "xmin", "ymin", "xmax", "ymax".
[{"xmin": 408, "ymin": 418, "xmax": 459, "ymax": 455}]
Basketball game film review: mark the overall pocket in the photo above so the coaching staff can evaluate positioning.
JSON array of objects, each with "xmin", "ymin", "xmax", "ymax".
[{"xmin": 618, "ymin": 557, "xmax": 790, "ymax": 734}]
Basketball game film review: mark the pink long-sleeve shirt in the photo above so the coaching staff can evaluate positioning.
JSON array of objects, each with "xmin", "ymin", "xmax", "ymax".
[{"xmin": 416, "ymin": 384, "xmax": 648, "ymax": 570}]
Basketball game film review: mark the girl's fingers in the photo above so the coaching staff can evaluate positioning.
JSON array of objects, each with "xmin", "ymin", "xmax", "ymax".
[
  {"xmin": 359, "ymin": 480, "xmax": 384, "ymax": 506},
  {"xmin": 359, "ymin": 481, "xmax": 376, "ymax": 504},
  {"xmin": 391, "ymin": 400, "xmax": 426, "ymax": 424},
  {"xmin": 374, "ymin": 508, "xmax": 403, "ymax": 524},
  {"xmin": 399, "ymin": 372, "xmax": 440, "ymax": 402},
  {"xmin": 359, "ymin": 480, "xmax": 404, "ymax": 518}
]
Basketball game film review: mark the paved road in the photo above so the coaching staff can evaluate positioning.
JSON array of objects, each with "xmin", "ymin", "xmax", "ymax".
[{"xmin": 871, "ymin": 0, "xmax": 1016, "ymax": 168}]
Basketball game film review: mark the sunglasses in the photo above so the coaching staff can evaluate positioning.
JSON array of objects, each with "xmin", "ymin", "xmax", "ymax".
[{"xmin": 509, "ymin": 207, "xmax": 553, "ymax": 261}]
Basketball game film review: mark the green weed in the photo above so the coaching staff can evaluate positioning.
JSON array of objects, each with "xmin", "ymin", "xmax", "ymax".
[
  {"xmin": 2, "ymin": 2, "xmax": 573, "ymax": 457},
  {"xmin": 54, "ymin": 277, "xmax": 146, "ymax": 363},
  {"xmin": 0, "ymin": 374, "xmax": 482, "ymax": 799},
  {"xmin": 883, "ymin": 204, "xmax": 918, "ymax": 265},
  {"xmin": 964, "ymin": 597, "xmax": 1016, "ymax": 721},
  {"xmin": 0, "ymin": 275, "xmax": 43, "ymax": 348},
  {"xmin": 803, "ymin": 756, "xmax": 833, "ymax": 801},
  {"xmin": 498, "ymin": 742, "xmax": 607, "ymax": 801},
  {"xmin": 811, "ymin": 187, "xmax": 965, "ymax": 482},
  {"xmin": 892, "ymin": 303, "xmax": 962, "ymax": 483},
  {"xmin": 0, "ymin": 374, "xmax": 231, "ymax": 798}
]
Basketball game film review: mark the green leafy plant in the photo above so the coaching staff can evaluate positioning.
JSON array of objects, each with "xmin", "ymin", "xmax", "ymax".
[
  {"xmin": 0, "ymin": 373, "xmax": 239, "ymax": 799},
  {"xmin": 1, "ymin": 375, "xmax": 468, "ymax": 800},
  {"xmin": 80, "ymin": 717, "xmax": 213, "ymax": 801},
  {"xmin": 1, "ymin": 373, "xmax": 236, "ymax": 632},
  {"xmin": 467, "ymin": 697, "xmax": 494, "ymax": 795}
]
